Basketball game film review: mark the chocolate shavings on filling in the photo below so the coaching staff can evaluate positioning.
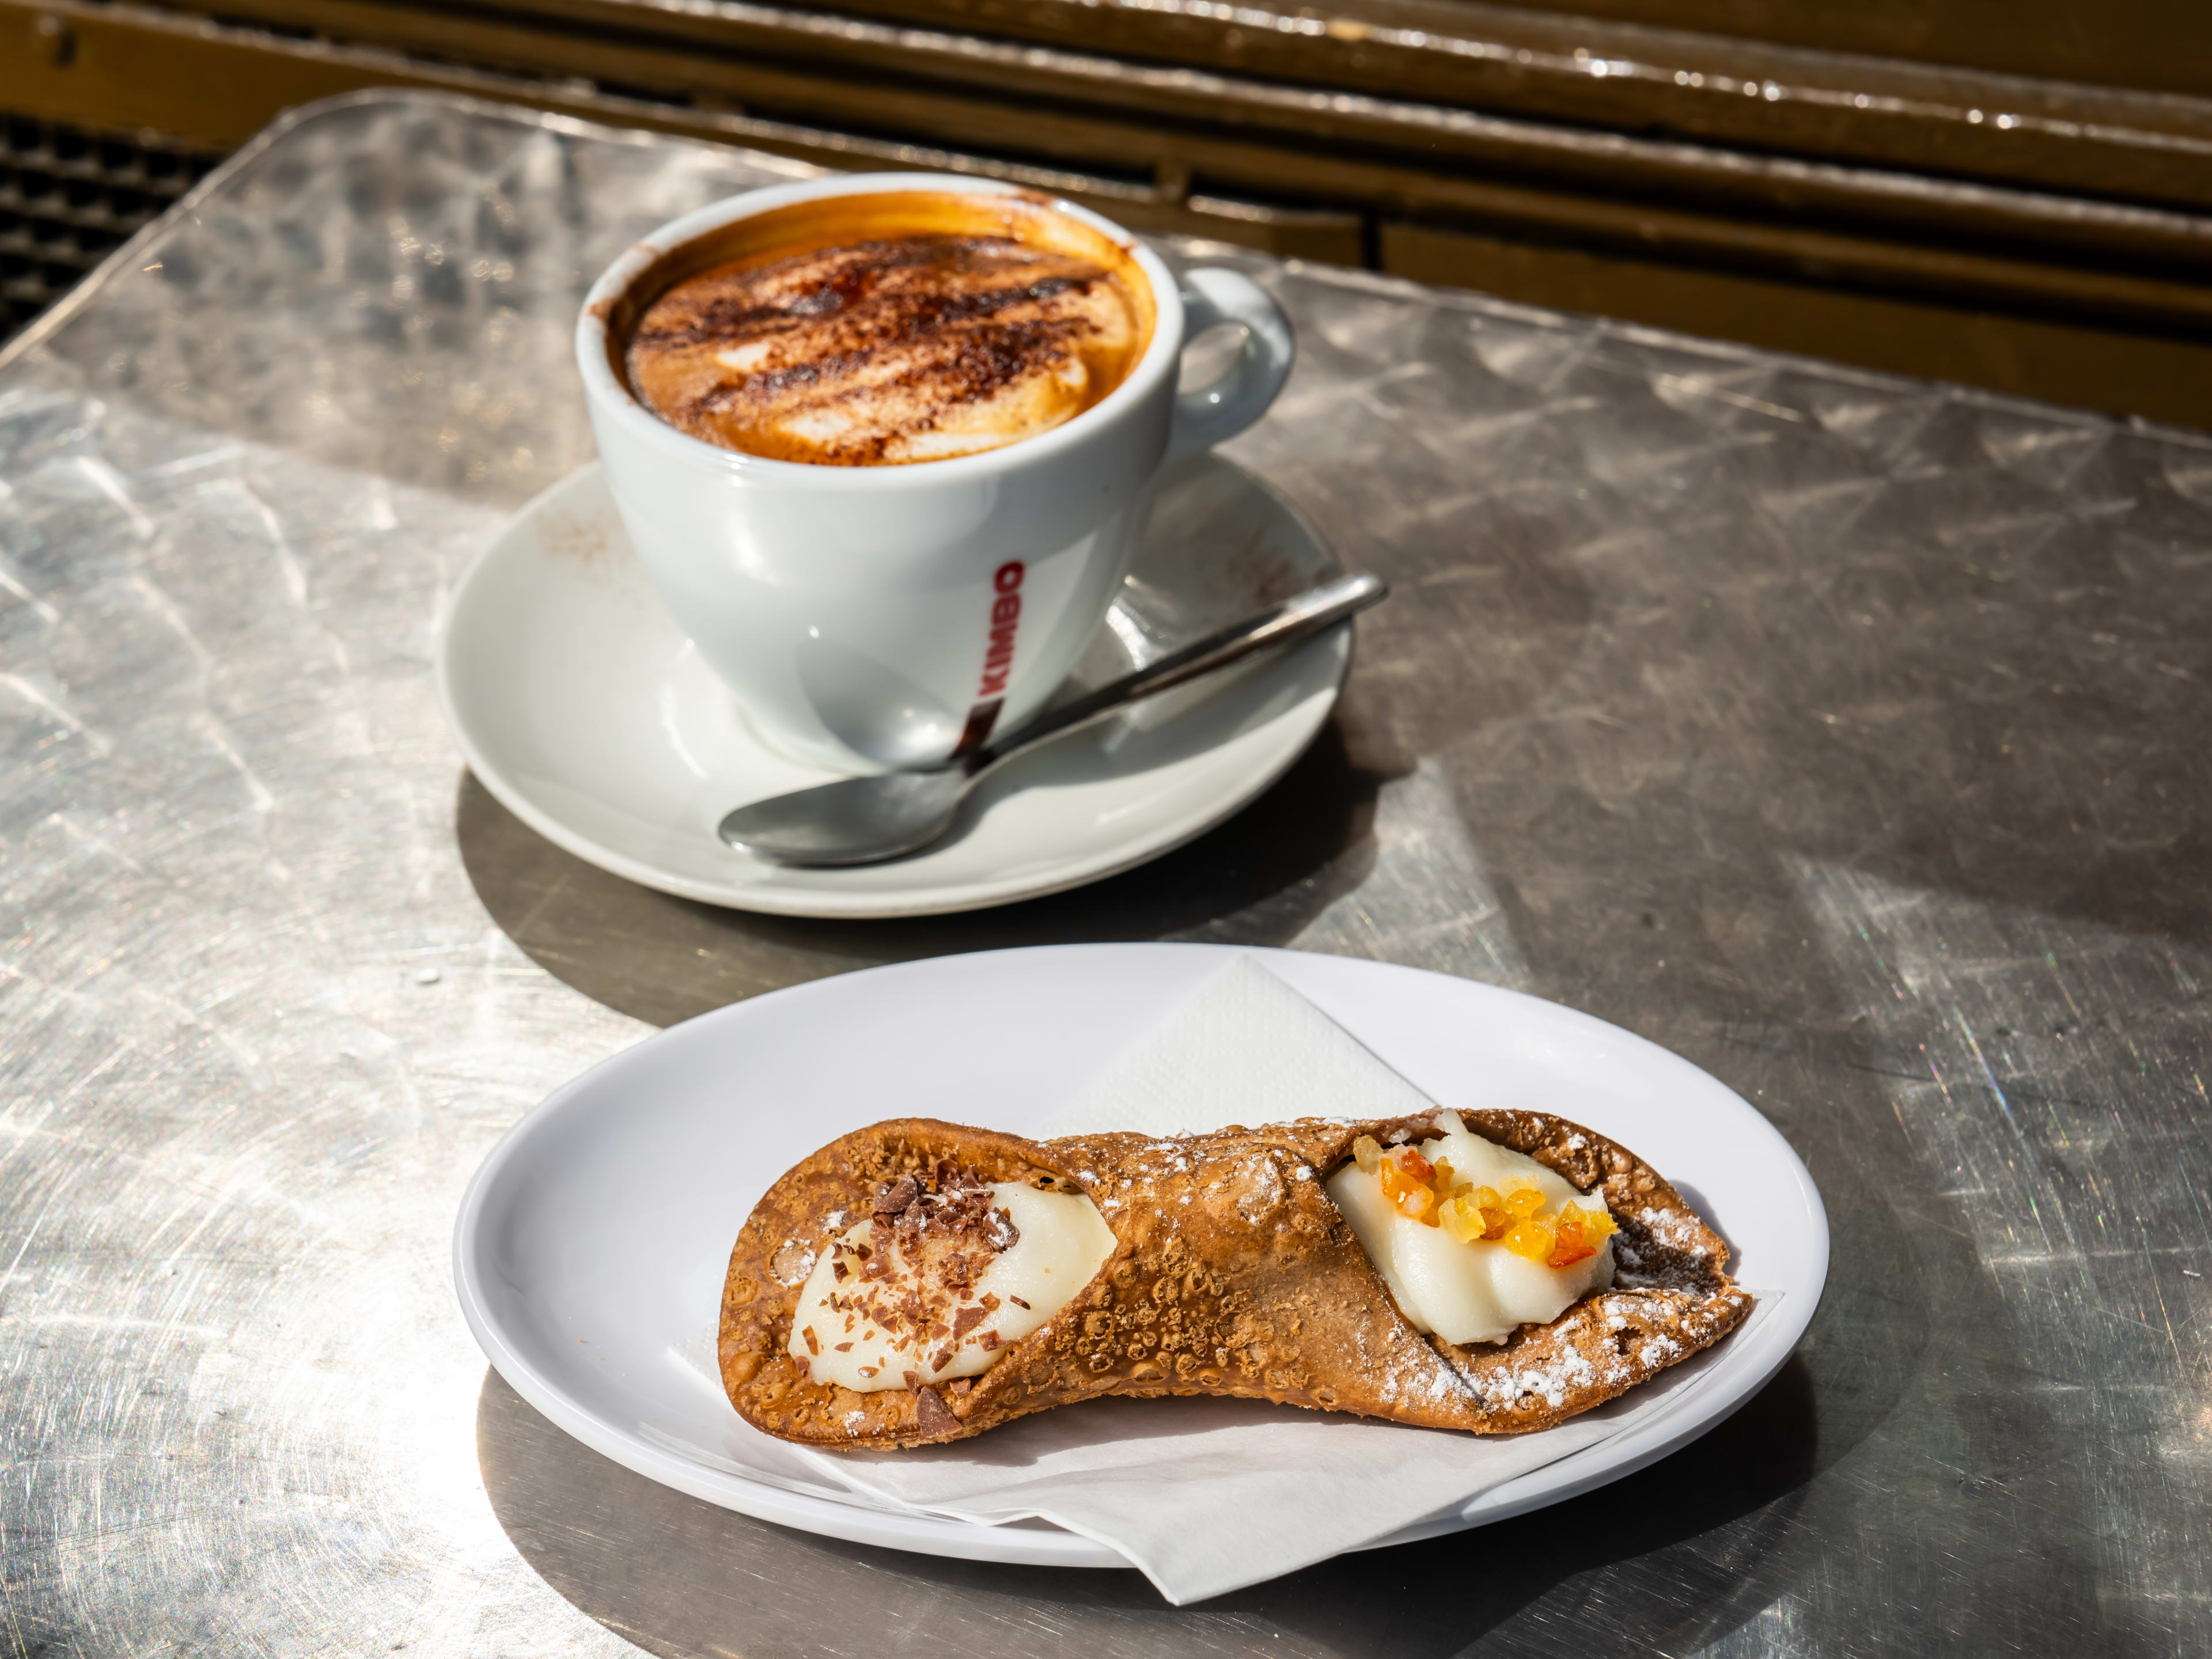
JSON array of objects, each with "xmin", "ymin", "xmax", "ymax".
[{"xmin": 819, "ymin": 1160, "xmax": 1021, "ymax": 1366}]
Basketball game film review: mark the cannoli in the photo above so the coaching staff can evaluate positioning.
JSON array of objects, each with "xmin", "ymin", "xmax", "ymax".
[{"xmin": 721, "ymin": 1108, "xmax": 1751, "ymax": 1447}]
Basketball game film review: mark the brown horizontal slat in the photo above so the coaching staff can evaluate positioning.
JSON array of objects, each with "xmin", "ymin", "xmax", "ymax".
[
  {"xmin": 0, "ymin": 2, "xmax": 1365, "ymax": 259},
  {"xmin": 1385, "ymin": 217, "xmax": 2212, "ymax": 433},
  {"xmin": 452, "ymin": 0, "xmax": 2212, "ymax": 209},
  {"xmin": 26, "ymin": 0, "xmax": 2212, "ymax": 335},
  {"xmin": 8, "ymin": 3, "xmax": 2212, "ymax": 429},
  {"xmin": 133, "ymin": 0, "xmax": 2212, "ymax": 281},
  {"xmin": 1461, "ymin": 0, "xmax": 2212, "ymax": 104}
]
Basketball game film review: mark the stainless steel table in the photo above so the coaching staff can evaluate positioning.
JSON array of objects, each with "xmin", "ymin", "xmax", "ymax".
[{"xmin": 4, "ymin": 90, "xmax": 2208, "ymax": 1659}]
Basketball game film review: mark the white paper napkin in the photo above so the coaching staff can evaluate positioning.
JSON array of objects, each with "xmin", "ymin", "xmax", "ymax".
[
  {"xmin": 792, "ymin": 955, "xmax": 1764, "ymax": 1603},
  {"xmin": 1045, "ymin": 953, "xmax": 1433, "ymax": 1136}
]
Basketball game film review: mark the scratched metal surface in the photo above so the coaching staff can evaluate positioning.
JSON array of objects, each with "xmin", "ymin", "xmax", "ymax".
[{"xmin": 2, "ymin": 90, "xmax": 2208, "ymax": 1659}]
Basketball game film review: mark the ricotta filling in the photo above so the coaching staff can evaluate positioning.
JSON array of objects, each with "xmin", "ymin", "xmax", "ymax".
[
  {"xmin": 1326, "ymin": 1110, "xmax": 1614, "ymax": 1346},
  {"xmin": 788, "ymin": 1171, "xmax": 1115, "ymax": 1393}
]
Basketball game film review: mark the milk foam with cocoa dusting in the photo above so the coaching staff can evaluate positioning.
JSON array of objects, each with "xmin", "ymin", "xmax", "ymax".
[
  {"xmin": 787, "ymin": 1162, "xmax": 1115, "ymax": 1392},
  {"xmin": 627, "ymin": 230, "xmax": 1146, "ymax": 466}
]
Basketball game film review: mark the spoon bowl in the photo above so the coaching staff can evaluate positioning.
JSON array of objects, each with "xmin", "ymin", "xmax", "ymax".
[
  {"xmin": 719, "ymin": 572, "xmax": 1387, "ymax": 866},
  {"xmin": 718, "ymin": 768, "xmax": 976, "ymax": 868}
]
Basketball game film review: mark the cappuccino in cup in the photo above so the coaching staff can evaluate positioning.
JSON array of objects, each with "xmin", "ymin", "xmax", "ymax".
[
  {"xmin": 618, "ymin": 191, "xmax": 1154, "ymax": 467},
  {"xmin": 577, "ymin": 175, "xmax": 1294, "ymax": 774}
]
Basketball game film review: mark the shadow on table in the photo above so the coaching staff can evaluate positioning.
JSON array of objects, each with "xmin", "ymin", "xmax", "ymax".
[
  {"xmin": 455, "ymin": 717, "xmax": 1395, "ymax": 1028},
  {"xmin": 478, "ymin": 1357, "xmax": 1817, "ymax": 1659}
]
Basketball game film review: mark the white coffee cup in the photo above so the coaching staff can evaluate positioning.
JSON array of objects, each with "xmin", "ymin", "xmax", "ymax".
[{"xmin": 575, "ymin": 172, "xmax": 1294, "ymax": 772}]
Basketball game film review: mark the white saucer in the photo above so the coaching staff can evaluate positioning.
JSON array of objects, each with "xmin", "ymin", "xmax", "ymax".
[
  {"xmin": 452, "ymin": 944, "xmax": 1829, "ymax": 1573},
  {"xmin": 437, "ymin": 460, "xmax": 1350, "ymax": 918}
]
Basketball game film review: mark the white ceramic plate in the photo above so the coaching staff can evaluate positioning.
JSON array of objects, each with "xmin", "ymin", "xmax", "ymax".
[
  {"xmin": 453, "ymin": 944, "xmax": 1828, "ymax": 1570},
  {"xmin": 436, "ymin": 460, "xmax": 1349, "ymax": 918}
]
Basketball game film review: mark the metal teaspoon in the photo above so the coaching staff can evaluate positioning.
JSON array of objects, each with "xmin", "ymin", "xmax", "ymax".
[{"xmin": 717, "ymin": 570, "xmax": 1388, "ymax": 867}]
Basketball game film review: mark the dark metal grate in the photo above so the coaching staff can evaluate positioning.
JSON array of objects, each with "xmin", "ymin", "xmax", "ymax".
[{"xmin": 1, "ymin": 114, "xmax": 227, "ymax": 343}]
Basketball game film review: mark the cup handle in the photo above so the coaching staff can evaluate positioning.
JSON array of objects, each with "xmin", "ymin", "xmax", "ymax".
[{"xmin": 1165, "ymin": 267, "xmax": 1295, "ymax": 464}]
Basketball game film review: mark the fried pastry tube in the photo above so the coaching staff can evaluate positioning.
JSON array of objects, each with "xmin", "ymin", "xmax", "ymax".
[{"xmin": 719, "ymin": 1112, "xmax": 1752, "ymax": 1448}]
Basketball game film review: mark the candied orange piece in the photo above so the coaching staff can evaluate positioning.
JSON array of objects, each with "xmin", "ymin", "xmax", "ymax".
[
  {"xmin": 1397, "ymin": 1146, "xmax": 1435, "ymax": 1186},
  {"xmin": 1546, "ymin": 1203, "xmax": 1596, "ymax": 1267},
  {"xmin": 1582, "ymin": 1207, "xmax": 1618, "ymax": 1241},
  {"xmin": 1504, "ymin": 1219, "xmax": 1555, "ymax": 1261},
  {"xmin": 1438, "ymin": 1192, "xmax": 1484, "ymax": 1243},
  {"xmin": 1376, "ymin": 1156, "xmax": 1413, "ymax": 1202},
  {"xmin": 1504, "ymin": 1185, "xmax": 1547, "ymax": 1219},
  {"xmin": 1431, "ymin": 1157, "xmax": 1456, "ymax": 1193},
  {"xmin": 1393, "ymin": 1183, "xmax": 1435, "ymax": 1222},
  {"xmin": 1456, "ymin": 1184, "xmax": 1512, "ymax": 1241},
  {"xmin": 1353, "ymin": 1135, "xmax": 1382, "ymax": 1174}
]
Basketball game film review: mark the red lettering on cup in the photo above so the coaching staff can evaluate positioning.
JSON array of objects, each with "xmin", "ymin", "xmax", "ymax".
[{"xmin": 975, "ymin": 562, "xmax": 1026, "ymax": 699}]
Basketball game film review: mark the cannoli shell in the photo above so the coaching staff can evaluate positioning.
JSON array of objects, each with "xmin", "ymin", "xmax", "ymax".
[{"xmin": 720, "ymin": 1112, "xmax": 1752, "ymax": 1448}]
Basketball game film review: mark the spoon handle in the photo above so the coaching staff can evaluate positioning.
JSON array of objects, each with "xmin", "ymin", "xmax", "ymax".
[{"xmin": 971, "ymin": 571, "xmax": 1388, "ymax": 772}]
